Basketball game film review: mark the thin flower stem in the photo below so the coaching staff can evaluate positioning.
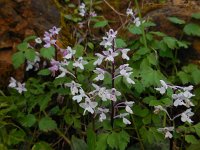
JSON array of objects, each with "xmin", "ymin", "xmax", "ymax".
[
  {"xmin": 134, "ymin": 0, "xmax": 147, "ymax": 48},
  {"xmin": 111, "ymin": 39, "xmax": 115, "ymax": 128}
]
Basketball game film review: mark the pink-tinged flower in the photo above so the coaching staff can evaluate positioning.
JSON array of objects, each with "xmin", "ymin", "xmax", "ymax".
[
  {"xmin": 103, "ymin": 48, "xmax": 118, "ymax": 62},
  {"xmin": 107, "ymin": 88, "xmax": 121, "ymax": 101},
  {"xmin": 73, "ymin": 57, "xmax": 88, "ymax": 70},
  {"xmin": 49, "ymin": 26, "xmax": 61, "ymax": 35},
  {"xmin": 43, "ymin": 31, "xmax": 56, "ymax": 48},
  {"xmin": 79, "ymin": 97, "xmax": 98, "ymax": 115},
  {"xmin": 181, "ymin": 108, "xmax": 194, "ymax": 124},
  {"xmin": 121, "ymin": 48, "xmax": 130, "ymax": 60},
  {"xmin": 90, "ymin": 11, "xmax": 97, "ymax": 17},
  {"xmin": 115, "ymin": 113, "xmax": 131, "ymax": 125},
  {"xmin": 93, "ymin": 68, "xmax": 105, "ymax": 81},
  {"xmin": 65, "ymin": 81, "xmax": 81, "ymax": 95},
  {"xmin": 119, "ymin": 64, "xmax": 132, "ymax": 75},
  {"xmin": 93, "ymin": 53, "xmax": 105, "ymax": 66},
  {"xmin": 49, "ymin": 59, "xmax": 60, "ymax": 77},
  {"xmin": 62, "ymin": 46, "xmax": 76, "ymax": 59},
  {"xmin": 157, "ymin": 127, "xmax": 174, "ymax": 139}
]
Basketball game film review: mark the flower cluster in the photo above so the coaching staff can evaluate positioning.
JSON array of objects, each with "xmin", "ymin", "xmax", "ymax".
[
  {"xmin": 43, "ymin": 26, "xmax": 61, "ymax": 48},
  {"xmin": 157, "ymin": 127, "xmax": 174, "ymax": 139},
  {"xmin": 154, "ymin": 80, "xmax": 195, "ymax": 138},
  {"xmin": 26, "ymin": 52, "xmax": 41, "ymax": 71},
  {"xmin": 8, "ymin": 77, "xmax": 27, "ymax": 94},
  {"xmin": 126, "ymin": 8, "xmax": 144, "ymax": 27}
]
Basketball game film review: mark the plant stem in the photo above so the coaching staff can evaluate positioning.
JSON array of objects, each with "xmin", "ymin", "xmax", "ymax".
[
  {"xmin": 134, "ymin": 0, "xmax": 147, "ymax": 48},
  {"xmin": 111, "ymin": 40, "xmax": 115, "ymax": 128},
  {"xmin": 55, "ymin": 128, "xmax": 71, "ymax": 145}
]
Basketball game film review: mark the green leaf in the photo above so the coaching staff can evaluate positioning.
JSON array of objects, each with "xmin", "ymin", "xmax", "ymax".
[
  {"xmin": 194, "ymin": 123, "xmax": 200, "ymax": 137},
  {"xmin": 168, "ymin": 17, "xmax": 185, "ymax": 24},
  {"xmin": 107, "ymin": 132, "xmax": 118, "ymax": 149},
  {"xmin": 12, "ymin": 51, "xmax": 25, "ymax": 68},
  {"xmin": 192, "ymin": 13, "xmax": 200, "ymax": 19},
  {"xmin": 87, "ymin": 42, "xmax": 94, "ymax": 50},
  {"xmin": 38, "ymin": 93, "xmax": 53, "ymax": 111},
  {"xmin": 133, "ymin": 105, "xmax": 149, "ymax": 117},
  {"xmin": 148, "ymin": 53, "xmax": 157, "ymax": 65},
  {"xmin": 119, "ymin": 130, "xmax": 130, "ymax": 150},
  {"xmin": 191, "ymin": 69, "xmax": 200, "ymax": 84},
  {"xmin": 137, "ymin": 47, "xmax": 150, "ymax": 55},
  {"xmin": 184, "ymin": 23, "xmax": 200, "ymax": 37},
  {"xmin": 95, "ymin": 133, "xmax": 108, "ymax": 150},
  {"xmin": 24, "ymin": 35, "xmax": 37, "ymax": 42},
  {"xmin": 116, "ymin": 38, "xmax": 127, "ymax": 48},
  {"xmin": 0, "ymin": 144, "xmax": 7, "ymax": 150},
  {"xmin": 39, "ymin": 117, "xmax": 57, "ymax": 132},
  {"xmin": 143, "ymin": 21, "xmax": 156, "ymax": 27},
  {"xmin": 40, "ymin": 46, "xmax": 55, "ymax": 59},
  {"xmin": 87, "ymin": 129, "xmax": 96, "ymax": 150},
  {"xmin": 163, "ymin": 37, "xmax": 177, "ymax": 49},
  {"xmin": 185, "ymin": 135, "xmax": 199, "ymax": 144},
  {"xmin": 187, "ymin": 143, "xmax": 200, "ymax": 150},
  {"xmin": 8, "ymin": 129, "xmax": 25, "ymax": 145},
  {"xmin": 93, "ymin": 20, "xmax": 108, "ymax": 28},
  {"xmin": 17, "ymin": 42, "xmax": 28, "ymax": 51},
  {"xmin": 71, "ymin": 135, "xmax": 88, "ymax": 150},
  {"xmin": 177, "ymin": 71, "xmax": 190, "ymax": 84},
  {"xmin": 32, "ymin": 141, "xmax": 53, "ymax": 150},
  {"xmin": 37, "ymin": 69, "xmax": 51, "ymax": 76},
  {"xmin": 20, "ymin": 114, "xmax": 36, "ymax": 127},
  {"xmin": 74, "ymin": 44, "xmax": 84, "ymax": 57},
  {"xmin": 128, "ymin": 25, "xmax": 142, "ymax": 35},
  {"xmin": 150, "ymin": 31, "xmax": 166, "ymax": 37},
  {"xmin": 25, "ymin": 49, "xmax": 36, "ymax": 61},
  {"xmin": 142, "ymin": 114, "xmax": 152, "ymax": 125}
]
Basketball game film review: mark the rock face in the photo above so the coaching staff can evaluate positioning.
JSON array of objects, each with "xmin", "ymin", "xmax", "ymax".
[{"xmin": 0, "ymin": 0, "xmax": 60, "ymax": 89}]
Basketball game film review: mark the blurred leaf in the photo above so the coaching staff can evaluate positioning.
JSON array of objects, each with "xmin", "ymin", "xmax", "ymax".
[
  {"xmin": 40, "ymin": 46, "xmax": 55, "ymax": 59},
  {"xmin": 128, "ymin": 25, "xmax": 142, "ymax": 35},
  {"xmin": 74, "ymin": 44, "xmax": 84, "ymax": 57},
  {"xmin": 8, "ymin": 129, "xmax": 25, "ymax": 145},
  {"xmin": 93, "ymin": 20, "xmax": 108, "ymax": 28},
  {"xmin": 184, "ymin": 23, "xmax": 200, "ymax": 37},
  {"xmin": 163, "ymin": 37, "xmax": 177, "ymax": 49},
  {"xmin": 32, "ymin": 141, "xmax": 53, "ymax": 150},
  {"xmin": 87, "ymin": 129, "xmax": 96, "ymax": 150},
  {"xmin": 20, "ymin": 114, "xmax": 36, "ymax": 127},
  {"xmin": 192, "ymin": 13, "xmax": 200, "ymax": 19},
  {"xmin": 25, "ymin": 49, "xmax": 36, "ymax": 61},
  {"xmin": 17, "ymin": 42, "xmax": 28, "ymax": 51},
  {"xmin": 39, "ymin": 117, "xmax": 57, "ymax": 132},
  {"xmin": 116, "ymin": 38, "xmax": 127, "ymax": 48},
  {"xmin": 185, "ymin": 135, "xmax": 199, "ymax": 144},
  {"xmin": 12, "ymin": 51, "xmax": 25, "ymax": 68},
  {"xmin": 24, "ymin": 35, "xmax": 37, "ymax": 42},
  {"xmin": 168, "ymin": 17, "xmax": 185, "ymax": 24},
  {"xmin": 37, "ymin": 69, "xmax": 51, "ymax": 76},
  {"xmin": 107, "ymin": 132, "xmax": 118, "ymax": 149},
  {"xmin": 71, "ymin": 135, "xmax": 88, "ymax": 150},
  {"xmin": 95, "ymin": 133, "xmax": 108, "ymax": 150}
]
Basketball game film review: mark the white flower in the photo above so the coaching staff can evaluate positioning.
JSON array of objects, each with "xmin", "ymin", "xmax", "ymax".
[
  {"xmin": 63, "ymin": 46, "xmax": 76, "ymax": 59},
  {"xmin": 65, "ymin": 81, "xmax": 81, "ymax": 95},
  {"xmin": 106, "ymin": 29, "xmax": 117, "ymax": 39},
  {"xmin": 90, "ymin": 11, "xmax": 97, "ymax": 17},
  {"xmin": 123, "ymin": 117, "xmax": 131, "ymax": 125},
  {"xmin": 119, "ymin": 64, "xmax": 132, "ymax": 75},
  {"xmin": 79, "ymin": 98, "xmax": 98, "ymax": 115},
  {"xmin": 15, "ymin": 82, "xmax": 27, "ymax": 94},
  {"xmin": 93, "ymin": 53, "xmax": 105, "ymax": 65},
  {"xmin": 49, "ymin": 26, "xmax": 61, "ymax": 35},
  {"xmin": 56, "ymin": 66, "xmax": 75, "ymax": 79},
  {"xmin": 181, "ymin": 108, "xmax": 194, "ymax": 124},
  {"xmin": 107, "ymin": 88, "xmax": 121, "ymax": 101},
  {"xmin": 126, "ymin": 8, "xmax": 134, "ymax": 16},
  {"xmin": 35, "ymin": 37, "xmax": 42, "ymax": 44},
  {"xmin": 79, "ymin": 3, "xmax": 86, "ymax": 17},
  {"xmin": 8, "ymin": 77, "xmax": 17, "ymax": 88},
  {"xmin": 125, "ymin": 101, "xmax": 134, "ymax": 114},
  {"xmin": 155, "ymin": 80, "xmax": 168, "ymax": 95},
  {"xmin": 73, "ymin": 57, "xmax": 88, "ymax": 70},
  {"xmin": 90, "ymin": 84, "xmax": 109, "ymax": 101},
  {"xmin": 121, "ymin": 48, "xmax": 130, "ymax": 60},
  {"xmin": 72, "ymin": 89, "xmax": 86, "ymax": 103},
  {"xmin": 93, "ymin": 68, "xmax": 105, "ymax": 81},
  {"xmin": 98, "ymin": 108, "xmax": 109, "ymax": 122},
  {"xmin": 26, "ymin": 52, "xmax": 40, "ymax": 71},
  {"xmin": 157, "ymin": 127, "xmax": 174, "ymax": 139},
  {"xmin": 100, "ymin": 37, "xmax": 113, "ymax": 48},
  {"xmin": 8, "ymin": 77, "xmax": 27, "ymax": 94},
  {"xmin": 154, "ymin": 105, "xmax": 166, "ymax": 114},
  {"xmin": 103, "ymin": 48, "xmax": 118, "ymax": 62}
]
